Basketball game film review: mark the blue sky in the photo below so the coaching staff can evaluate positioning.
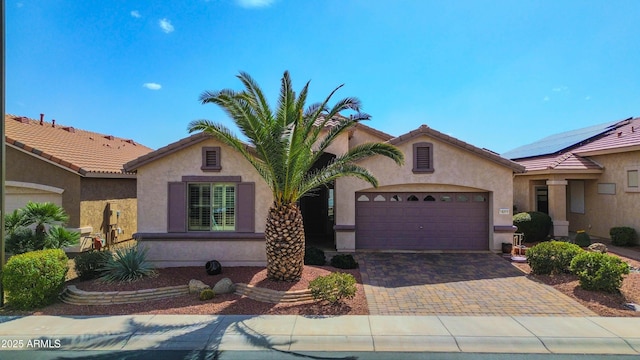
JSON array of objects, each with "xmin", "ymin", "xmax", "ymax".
[{"xmin": 6, "ymin": 0, "xmax": 640, "ymax": 155}]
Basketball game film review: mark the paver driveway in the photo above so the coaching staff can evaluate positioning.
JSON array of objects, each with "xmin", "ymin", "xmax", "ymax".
[{"xmin": 357, "ymin": 252, "xmax": 596, "ymax": 316}]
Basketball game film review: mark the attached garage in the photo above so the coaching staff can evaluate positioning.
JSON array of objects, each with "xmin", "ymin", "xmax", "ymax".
[{"xmin": 355, "ymin": 192, "xmax": 489, "ymax": 250}]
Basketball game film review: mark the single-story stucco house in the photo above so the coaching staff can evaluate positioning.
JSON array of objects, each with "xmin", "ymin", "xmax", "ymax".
[
  {"xmin": 4, "ymin": 113, "xmax": 153, "ymax": 249},
  {"xmin": 504, "ymin": 116, "xmax": 640, "ymax": 241},
  {"xmin": 124, "ymin": 121, "xmax": 525, "ymax": 267}
]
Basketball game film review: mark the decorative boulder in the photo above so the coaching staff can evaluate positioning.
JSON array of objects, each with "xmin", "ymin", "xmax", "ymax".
[
  {"xmin": 189, "ymin": 279, "xmax": 211, "ymax": 294},
  {"xmin": 587, "ymin": 242, "xmax": 608, "ymax": 253},
  {"xmin": 213, "ymin": 277, "xmax": 235, "ymax": 294},
  {"xmin": 206, "ymin": 260, "xmax": 222, "ymax": 275}
]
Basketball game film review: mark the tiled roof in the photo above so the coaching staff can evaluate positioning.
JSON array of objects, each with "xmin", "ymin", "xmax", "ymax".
[
  {"xmin": 502, "ymin": 118, "xmax": 629, "ymax": 160},
  {"xmin": 515, "ymin": 152, "xmax": 603, "ymax": 172},
  {"xmin": 5, "ymin": 114, "xmax": 153, "ymax": 175},
  {"xmin": 574, "ymin": 117, "xmax": 640, "ymax": 155},
  {"xmin": 389, "ymin": 124, "xmax": 525, "ymax": 172}
]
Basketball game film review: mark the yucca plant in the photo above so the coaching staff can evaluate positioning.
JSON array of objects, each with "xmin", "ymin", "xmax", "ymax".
[
  {"xmin": 189, "ymin": 71, "xmax": 404, "ymax": 281},
  {"xmin": 99, "ymin": 245, "xmax": 156, "ymax": 283}
]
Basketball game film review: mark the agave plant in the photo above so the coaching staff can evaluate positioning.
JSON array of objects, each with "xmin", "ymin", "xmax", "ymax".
[{"xmin": 99, "ymin": 244, "xmax": 157, "ymax": 283}]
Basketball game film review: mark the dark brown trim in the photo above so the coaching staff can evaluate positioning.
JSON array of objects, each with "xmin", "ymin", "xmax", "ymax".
[
  {"xmin": 201, "ymin": 146, "xmax": 221, "ymax": 172},
  {"xmin": 167, "ymin": 182, "xmax": 187, "ymax": 232},
  {"xmin": 493, "ymin": 225, "xmax": 518, "ymax": 233},
  {"xmin": 182, "ymin": 175, "xmax": 242, "ymax": 183},
  {"xmin": 412, "ymin": 142, "xmax": 434, "ymax": 173},
  {"xmin": 134, "ymin": 232, "xmax": 265, "ymax": 240},
  {"xmin": 334, "ymin": 224, "xmax": 356, "ymax": 231}
]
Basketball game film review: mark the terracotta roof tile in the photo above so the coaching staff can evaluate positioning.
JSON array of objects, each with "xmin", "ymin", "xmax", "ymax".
[
  {"xmin": 574, "ymin": 117, "xmax": 640, "ymax": 154},
  {"xmin": 5, "ymin": 114, "xmax": 153, "ymax": 175},
  {"xmin": 516, "ymin": 152, "xmax": 603, "ymax": 172}
]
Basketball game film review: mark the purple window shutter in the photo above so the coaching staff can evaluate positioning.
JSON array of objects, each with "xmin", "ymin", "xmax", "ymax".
[
  {"xmin": 167, "ymin": 182, "xmax": 186, "ymax": 232},
  {"xmin": 236, "ymin": 182, "xmax": 255, "ymax": 233}
]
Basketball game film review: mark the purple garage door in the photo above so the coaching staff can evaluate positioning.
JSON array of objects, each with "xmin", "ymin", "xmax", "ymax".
[{"xmin": 355, "ymin": 192, "xmax": 489, "ymax": 250}]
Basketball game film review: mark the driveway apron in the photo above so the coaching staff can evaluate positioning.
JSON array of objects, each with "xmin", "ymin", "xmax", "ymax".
[{"xmin": 357, "ymin": 253, "xmax": 596, "ymax": 316}]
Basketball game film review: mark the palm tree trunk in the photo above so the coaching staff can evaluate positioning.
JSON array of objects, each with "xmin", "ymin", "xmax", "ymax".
[{"xmin": 265, "ymin": 202, "xmax": 305, "ymax": 281}]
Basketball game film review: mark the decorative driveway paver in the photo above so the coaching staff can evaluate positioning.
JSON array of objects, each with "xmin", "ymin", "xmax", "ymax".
[{"xmin": 357, "ymin": 252, "xmax": 596, "ymax": 316}]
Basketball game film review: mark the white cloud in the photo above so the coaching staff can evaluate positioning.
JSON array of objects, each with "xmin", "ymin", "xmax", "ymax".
[
  {"xmin": 543, "ymin": 96, "xmax": 550, "ymax": 102},
  {"xmin": 131, "ymin": 10, "xmax": 141, "ymax": 18},
  {"xmin": 236, "ymin": 0, "xmax": 275, "ymax": 8},
  {"xmin": 585, "ymin": 96, "xmax": 591, "ymax": 101},
  {"xmin": 159, "ymin": 18, "xmax": 175, "ymax": 33},
  {"xmin": 552, "ymin": 86, "xmax": 568, "ymax": 92},
  {"xmin": 143, "ymin": 83, "xmax": 162, "ymax": 90}
]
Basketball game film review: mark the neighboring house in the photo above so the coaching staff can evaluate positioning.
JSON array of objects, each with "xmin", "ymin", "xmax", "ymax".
[
  {"xmin": 504, "ymin": 117, "xmax": 640, "ymax": 240},
  {"xmin": 4, "ymin": 114, "xmax": 153, "ymax": 249},
  {"xmin": 124, "ymin": 122, "xmax": 524, "ymax": 267}
]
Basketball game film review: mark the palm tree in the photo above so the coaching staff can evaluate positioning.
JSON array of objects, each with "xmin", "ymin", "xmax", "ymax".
[
  {"xmin": 188, "ymin": 71, "xmax": 404, "ymax": 281},
  {"xmin": 21, "ymin": 202, "xmax": 70, "ymax": 249}
]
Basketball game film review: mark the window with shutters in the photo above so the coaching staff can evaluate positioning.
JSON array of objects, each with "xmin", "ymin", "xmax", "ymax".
[
  {"xmin": 188, "ymin": 183, "xmax": 235, "ymax": 231},
  {"xmin": 412, "ymin": 142, "xmax": 434, "ymax": 173},
  {"xmin": 201, "ymin": 147, "xmax": 221, "ymax": 171}
]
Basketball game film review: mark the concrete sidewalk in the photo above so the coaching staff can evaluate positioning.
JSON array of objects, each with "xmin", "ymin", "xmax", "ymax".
[{"xmin": 0, "ymin": 315, "xmax": 639, "ymax": 355}]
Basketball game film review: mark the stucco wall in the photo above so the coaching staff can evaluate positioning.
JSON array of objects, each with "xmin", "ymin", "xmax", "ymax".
[
  {"xmin": 335, "ymin": 133, "xmax": 516, "ymax": 251},
  {"xmin": 136, "ymin": 138, "xmax": 273, "ymax": 233},
  {"xmin": 6, "ymin": 146, "xmax": 82, "ymax": 227},
  {"xmin": 141, "ymin": 240, "xmax": 267, "ymax": 267},
  {"xmin": 568, "ymin": 151, "xmax": 640, "ymax": 239}
]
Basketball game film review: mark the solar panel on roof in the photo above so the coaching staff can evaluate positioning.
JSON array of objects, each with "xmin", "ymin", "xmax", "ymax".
[{"xmin": 502, "ymin": 119, "xmax": 627, "ymax": 159}]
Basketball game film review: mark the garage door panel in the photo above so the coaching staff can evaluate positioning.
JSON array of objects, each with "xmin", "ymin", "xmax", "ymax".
[{"xmin": 356, "ymin": 192, "xmax": 489, "ymax": 250}]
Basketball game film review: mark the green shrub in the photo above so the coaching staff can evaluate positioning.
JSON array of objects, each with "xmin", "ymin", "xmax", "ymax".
[
  {"xmin": 570, "ymin": 252, "xmax": 629, "ymax": 293},
  {"xmin": 330, "ymin": 254, "xmax": 358, "ymax": 269},
  {"xmin": 5, "ymin": 227, "xmax": 36, "ymax": 255},
  {"xmin": 304, "ymin": 247, "xmax": 326, "ymax": 266},
  {"xmin": 99, "ymin": 245, "xmax": 156, "ymax": 283},
  {"xmin": 309, "ymin": 272, "xmax": 357, "ymax": 304},
  {"xmin": 513, "ymin": 211, "xmax": 552, "ymax": 242},
  {"xmin": 199, "ymin": 289, "xmax": 215, "ymax": 301},
  {"xmin": 526, "ymin": 241, "xmax": 583, "ymax": 275},
  {"xmin": 74, "ymin": 250, "xmax": 111, "ymax": 280},
  {"xmin": 609, "ymin": 227, "xmax": 638, "ymax": 247},
  {"xmin": 574, "ymin": 231, "xmax": 591, "ymax": 247},
  {"xmin": 2, "ymin": 249, "xmax": 69, "ymax": 310}
]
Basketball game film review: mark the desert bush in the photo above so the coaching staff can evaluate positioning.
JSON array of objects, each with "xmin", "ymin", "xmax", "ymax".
[
  {"xmin": 304, "ymin": 247, "xmax": 326, "ymax": 266},
  {"xmin": 513, "ymin": 211, "xmax": 552, "ymax": 242},
  {"xmin": 609, "ymin": 227, "xmax": 638, "ymax": 247},
  {"xmin": 330, "ymin": 254, "xmax": 358, "ymax": 269},
  {"xmin": 570, "ymin": 252, "xmax": 629, "ymax": 293},
  {"xmin": 309, "ymin": 272, "xmax": 357, "ymax": 304},
  {"xmin": 199, "ymin": 289, "xmax": 216, "ymax": 301},
  {"xmin": 574, "ymin": 231, "xmax": 591, "ymax": 247},
  {"xmin": 74, "ymin": 250, "xmax": 111, "ymax": 280},
  {"xmin": 526, "ymin": 241, "xmax": 583, "ymax": 275},
  {"xmin": 2, "ymin": 249, "xmax": 68, "ymax": 310},
  {"xmin": 99, "ymin": 245, "xmax": 156, "ymax": 283}
]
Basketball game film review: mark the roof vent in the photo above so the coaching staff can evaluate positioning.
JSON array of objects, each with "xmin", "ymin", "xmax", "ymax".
[
  {"xmin": 14, "ymin": 116, "xmax": 29, "ymax": 124},
  {"xmin": 63, "ymin": 126, "xmax": 75, "ymax": 133},
  {"xmin": 40, "ymin": 113, "xmax": 44, "ymax": 125},
  {"xmin": 104, "ymin": 135, "xmax": 115, "ymax": 140},
  {"xmin": 124, "ymin": 139, "xmax": 136, "ymax": 145},
  {"xmin": 52, "ymin": 119, "xmax": 56, "ymax": 128}
]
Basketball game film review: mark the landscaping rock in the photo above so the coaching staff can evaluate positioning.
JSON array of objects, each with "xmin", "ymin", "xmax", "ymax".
[
  {"xmin": 189, "ymin": 279, "xmax": 211, "ymax": 294},
  {"xmin": 624, "ymin": 303, "xmax": 640, "ymax": 311},
  {"xmin": 587, "ymin": 242, "xmax": 608, "ymax": 253},
  {"xmin": 213, "ymin": 277, "xmax": 235, "ymax": 294}
]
